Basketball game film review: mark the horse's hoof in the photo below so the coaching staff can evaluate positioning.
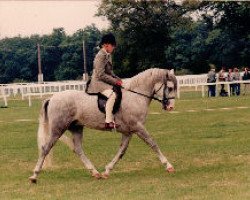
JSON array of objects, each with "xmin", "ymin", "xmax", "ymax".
[
  {"xmin": 101, "ymin": 173, "xmax": 109, "ymax": 179},
  {"xmin": 92, "ymin": 173, "xmax": 101, "ymax": 179},
  {"xmin": 29, "ymin": 177, "xmax": 37, "ymax": 184},
  {"xmin": 166, "ymin": 167, "xmax": 175, "ymax": 173}
]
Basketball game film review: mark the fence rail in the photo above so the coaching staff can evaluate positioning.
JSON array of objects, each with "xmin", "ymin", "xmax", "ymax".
[
  {"xmin": 1, "ymin": 75, "xmax": 250, "ymax": 106},
  {"xmin": 0, "ymin": 81, "xmax": 86, "ymax": 106}
]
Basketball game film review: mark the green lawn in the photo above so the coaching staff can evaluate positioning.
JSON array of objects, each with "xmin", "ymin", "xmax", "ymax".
[{"xmin": 0, "ymin": 94, "xmax": 249, "ymax": 200}]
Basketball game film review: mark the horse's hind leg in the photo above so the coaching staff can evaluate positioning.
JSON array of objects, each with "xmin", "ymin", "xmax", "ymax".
[
  {"xmin": 29, "ymin": 133, "xmax": 61, "ymax": 183},
  {"xmin": 69, "ymin": 125, "xmax": 100, "ymax": 179},
  {"xmin": 102, "ymin": 134, "xmax": 132, "ymax": 178}
]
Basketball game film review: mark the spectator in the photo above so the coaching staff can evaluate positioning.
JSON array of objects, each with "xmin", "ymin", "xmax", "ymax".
[
  {"xmin": 218, "ymin": 67, "xmax": 227, "ymax": 96},
  {"xmin": 233, "ymin": 67, "xmax": 241, "ymax": 95},
  {"xmin": 243, "ymin": 67, "xmax": 250, "ymax": 80},
  {"xmin": 242, "ymin": 67, "xmax": 250, "ymax": 95},
  {"xmin": 207, "ymin": 67, "xmax": 216, "ymax": 97},
  {"xmin": 227, "ymin": 68, "xmax": 235, "ymax": 95}
]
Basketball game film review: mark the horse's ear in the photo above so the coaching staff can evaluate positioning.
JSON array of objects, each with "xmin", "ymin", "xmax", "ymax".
[
  {"xmin": 166, "ymin": 69, "xmax": 175, "ymax": 80},
  {"xmin": 167, "ymin": 69, "xmax": 177, "ymax": 90},
  {"xmin": 169, "ymin": 69, "xmax": 175, "ymax": 75}
]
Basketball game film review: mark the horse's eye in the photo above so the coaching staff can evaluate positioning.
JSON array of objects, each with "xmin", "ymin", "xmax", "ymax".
[{"xmin": 168, "ymin": 87, "xmax": 173, "ymax": 92}]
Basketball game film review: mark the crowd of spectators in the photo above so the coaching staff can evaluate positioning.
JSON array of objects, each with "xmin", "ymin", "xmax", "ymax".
[{"xmin": 207, "ymin": 66, "xmax": 250, "ymax": 97}]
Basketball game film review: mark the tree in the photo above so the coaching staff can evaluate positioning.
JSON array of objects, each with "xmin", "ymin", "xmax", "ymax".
[
  {"xmin": 166, "ymin": 20, "xmax": 213, "ymax": 73},
  {"xmin": 97, "ymin": 0, "xmax": 189, "ymax": 77},
  {"xmin": 0, "ymin": 26, "xmax": 102, "ymax": 83},
  {"xmin": 57, "ymin": 24, "xmax": 101, "ymax": 79},
  {"xmin": 197, "ymin": 1, "xmax": 250, "ymax": 68},
  {"xmin": 98, "ymin": 0, "xmax": 250, "ymax": 74},
  {"xmin": 0, "ymin": 36, "xmax": 38, "ymax": 83}
]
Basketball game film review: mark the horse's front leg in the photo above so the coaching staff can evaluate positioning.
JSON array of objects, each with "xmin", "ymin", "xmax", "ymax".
[
  {"xmin": 102, "ymin": 134, "xmax": 132, "ymax": 178},
  {"xmin": 135, "ymin": 123, "xmax": 175, "ymax": 173}
]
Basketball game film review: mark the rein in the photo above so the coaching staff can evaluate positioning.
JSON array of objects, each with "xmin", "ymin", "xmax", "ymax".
[
  {"xmin": 122, "ymin": 86, "xmax": 162, "ymax": 103},
  {"xmin": 121, "ymin": 83, "xmax": 175, "ymax": 103}
]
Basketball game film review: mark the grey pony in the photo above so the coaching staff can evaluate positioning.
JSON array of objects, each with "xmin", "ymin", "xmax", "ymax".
[{"xmin": 29, "ymin": 68, "xmax": 177, "ymax": 183}]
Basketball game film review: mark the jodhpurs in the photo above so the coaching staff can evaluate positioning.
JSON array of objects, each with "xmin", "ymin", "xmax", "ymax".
[{"xmin": 102, "ymin": 89, "xmax": 117, "ymax": 123}]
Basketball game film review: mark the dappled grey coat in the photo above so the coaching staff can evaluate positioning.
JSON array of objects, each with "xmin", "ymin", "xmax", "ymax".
[{"xmin": 87, "ymin": 48, "xmax": 120, "ymax": 93}]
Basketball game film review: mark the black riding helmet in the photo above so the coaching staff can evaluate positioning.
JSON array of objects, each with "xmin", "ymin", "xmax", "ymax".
[{"xmin": 99, "ymin": 33, "xmax": 116, "ymax": 47}]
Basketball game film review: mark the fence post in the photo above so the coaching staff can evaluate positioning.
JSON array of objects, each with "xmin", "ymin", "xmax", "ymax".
[
  {"xmin": 215, "ymin": 83, "xmax": 218, "ymax": 97},
  {"xmin": 202, "ymin": 85, "xmax": 205, "ymax": 97},
  {"xmin": 4, "ymin": 95, "xmax": 8, "ymax": 107},
  {"xmin": 227, "ymin": 83, "xmax": 231, "ymax": 97},
  {"xmin": 177, "ymin": 84, "xmax": 180, "ymax": 99},
  {"xmin": 28, "ymin": 95, "xmax": 32, "ymax": 107}
]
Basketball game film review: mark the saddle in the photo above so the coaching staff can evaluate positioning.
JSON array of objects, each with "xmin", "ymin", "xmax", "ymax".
[
  {"xmin": 85, "ymin": 79, "xmax": 122, "ymax": 114},
  {"xmin": 97, "ymin": 86, "xmax": 122, "ymax": 114}
]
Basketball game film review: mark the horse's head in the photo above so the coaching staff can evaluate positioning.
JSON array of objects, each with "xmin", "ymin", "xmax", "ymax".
[{"xmin": 153, "ymin": 69, "xmax": 177, "ymax": 111}]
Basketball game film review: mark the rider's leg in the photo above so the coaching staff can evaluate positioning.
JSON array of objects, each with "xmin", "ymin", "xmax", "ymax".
[{"xmin": 102, "ymin": 89, "xmax": 117, "ymax": 123}]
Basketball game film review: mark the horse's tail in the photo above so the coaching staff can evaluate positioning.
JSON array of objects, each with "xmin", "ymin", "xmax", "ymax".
[{"xmin": 37, "ymin": 99, "xmax": 52, "ymax": 168}]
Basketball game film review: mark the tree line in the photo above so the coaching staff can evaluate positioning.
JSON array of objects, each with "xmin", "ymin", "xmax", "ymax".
[
  {"xmin": 0, "ymin": 1, "xmax": 249, "ymax": 83},
  {"xmin": 0, "ymin": 25, "xmax": 101, "ymax": 83}
]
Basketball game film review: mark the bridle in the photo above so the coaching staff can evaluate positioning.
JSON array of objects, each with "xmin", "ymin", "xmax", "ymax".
[
  {"xmin": 152, "ymin": 82, "xmax": 175, "ymax": 109},
  {"xmin": 122, "ymin": 81, "xmax": 175, "ymax": 106}
]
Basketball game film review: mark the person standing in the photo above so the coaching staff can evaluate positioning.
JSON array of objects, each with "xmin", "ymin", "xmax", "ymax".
[
  {"xmin": 242, "ymin": 67, "xmax": 250, "ymax": 95},
  {"xmin": 218, "ymin": 67, "xmax": 227, "ymax": 96},
  {"xmin": 234, "ymin": 67, "xmax": 241, "ymax": 96},
  {"xmin": 207, "ymin": 67, "xmax": 216, "ymax": 97},
  {"xmin": 227, "ymin": 68, "xmax": 235, "ymax": 95}
]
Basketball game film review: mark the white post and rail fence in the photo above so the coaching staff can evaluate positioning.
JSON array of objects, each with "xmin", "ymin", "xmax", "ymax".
[{"xmin": 1, "ymin": 74, "xmax": 250, "ymax": 107}]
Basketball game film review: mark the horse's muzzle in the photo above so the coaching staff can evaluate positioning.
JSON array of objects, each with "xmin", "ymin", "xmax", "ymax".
[
  {"xmin": 163, "ymin": 105, "xmax": 174, "ymax": 111},
  {"xmin": 162, "ymin": 99, "xmax": 175, "ymax": 111},
  {"xmin": 166, "ymin": 106, "xmax": 174, "ymax": 111}
]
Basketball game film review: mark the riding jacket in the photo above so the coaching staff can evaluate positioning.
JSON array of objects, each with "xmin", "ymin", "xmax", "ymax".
[{"xmin": 87, "ymin": 48, "xmax": 120, "ymax": 93}]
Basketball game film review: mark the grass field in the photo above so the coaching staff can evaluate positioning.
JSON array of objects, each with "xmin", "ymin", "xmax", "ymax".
[{"xmin": 0, "ymin": 93, "xmax": 250, "ymax": 200}]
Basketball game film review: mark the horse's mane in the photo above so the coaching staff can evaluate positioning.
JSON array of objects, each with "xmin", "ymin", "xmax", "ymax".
[{"xmin": 124, "ymin": 68, "xmax": 167, "ymax": 90}]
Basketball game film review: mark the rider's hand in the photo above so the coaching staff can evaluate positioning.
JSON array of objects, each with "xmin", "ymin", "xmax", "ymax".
[{"xmin": 115, "ymin": 80, "xmax": 123, "ymax": 87}]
